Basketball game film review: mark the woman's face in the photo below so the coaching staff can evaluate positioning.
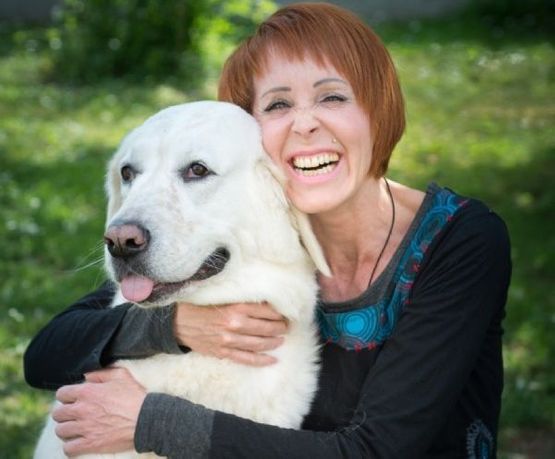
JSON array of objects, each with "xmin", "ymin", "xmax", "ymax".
[{"xmin": 252, "ymin": 55, "xmax": 374, "ymax": 215}]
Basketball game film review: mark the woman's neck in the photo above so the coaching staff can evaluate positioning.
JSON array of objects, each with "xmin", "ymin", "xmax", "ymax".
[
  {"xmin": 312, "ymin": 178, "xmax": 425, "ymax": 303},
  {"xmin": 311, "ymin": 177, "xmax": 393, "ymax": 300}
]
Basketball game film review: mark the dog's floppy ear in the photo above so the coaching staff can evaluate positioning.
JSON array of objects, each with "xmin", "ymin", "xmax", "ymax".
[
  {"xmin": 105, "ymin": 154, "xmax": 123, "ymax": 221},
  {"xmin": 260, "ymin": 159, "xmax": 331, "ymax": 277},
  {"xmin": 289, "ymin": 207, "xmax": 331, "ymax": 277}
]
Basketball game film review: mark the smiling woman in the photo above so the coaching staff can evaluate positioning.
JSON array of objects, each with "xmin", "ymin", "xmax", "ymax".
[{"xmin": 250, "ymin": 58, "xmax": 375, "ymax": 215}]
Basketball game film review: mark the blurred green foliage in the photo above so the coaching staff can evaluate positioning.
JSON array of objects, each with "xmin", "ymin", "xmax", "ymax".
[
  {"xmin": 45, "ymin": 0, "xmax": 276, "ymax": 84},
  {"xmin": 0, "ymin": 2, "xmax": 554, "ymax": 458},
  {"xmin": 468, "ymin": 0, "xmax": 555, "ymax": 29},
  {"xmin": 48, "ymin": 0, "xmax": 208, "ymax": 82}
]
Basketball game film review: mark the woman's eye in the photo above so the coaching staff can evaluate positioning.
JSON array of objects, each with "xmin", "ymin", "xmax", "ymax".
[
  {"xmin": 120, "ymin": 165, "xmax": 136, "ymax": 183},
  {"xmin": 182, "ymin": 162, "xmax": 212, "ymax": 181},
  {"xmin": 264, "ymin": 100, "xmax": 291, "ymax": 112},
  {"xmin": 321, "ymin": 94, "xmax": 347, "ymax": 104}
]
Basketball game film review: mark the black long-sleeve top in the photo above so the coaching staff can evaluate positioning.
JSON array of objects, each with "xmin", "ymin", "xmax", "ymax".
[{"xmin": 24, "ymin": 184, "xmax": 511, "ymax": 458}]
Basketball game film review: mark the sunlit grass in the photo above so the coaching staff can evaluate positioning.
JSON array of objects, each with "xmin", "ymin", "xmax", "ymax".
[{"xmin": 1, "ymin": 14, "xmax": 553, "ymax": 458}]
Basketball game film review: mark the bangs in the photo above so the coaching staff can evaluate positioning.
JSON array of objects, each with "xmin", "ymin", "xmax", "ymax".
[{"xmin": 247, "ymin": 8, "xmax": 368, "ymax": 98}]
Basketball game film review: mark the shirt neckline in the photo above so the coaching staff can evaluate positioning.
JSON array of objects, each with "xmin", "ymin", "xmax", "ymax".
[{"xmin": 319, "ymin": 182, "xmax": 440, "ymax": 312}]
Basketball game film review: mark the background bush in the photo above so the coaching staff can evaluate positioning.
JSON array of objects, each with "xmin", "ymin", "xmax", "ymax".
[
  {"xmin": 467, "ymin": 0, "xmax": 555, "ymax": 29},
  {"xmin": 47, "ymin": 0, "xmax": 276, "ymax": 84}
]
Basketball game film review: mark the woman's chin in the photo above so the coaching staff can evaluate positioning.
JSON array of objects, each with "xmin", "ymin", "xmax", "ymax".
[
  {"xmin": 284, "ymin": 161, "xmax": 352, "ymax": 214},
  {"xmin": 287, "ymin": 188, "xmax": 344, "ymax": 215}
]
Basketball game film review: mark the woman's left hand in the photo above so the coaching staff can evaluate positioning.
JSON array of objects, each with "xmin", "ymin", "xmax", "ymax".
[{"xmin": 53, "ymin": 367, "xmax": 146, "ymax": 457}]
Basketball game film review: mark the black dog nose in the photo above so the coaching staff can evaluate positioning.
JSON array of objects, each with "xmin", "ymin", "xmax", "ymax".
[{"xmin": 104, "ymin": 223, "xmax": 150, "ymax": 258}]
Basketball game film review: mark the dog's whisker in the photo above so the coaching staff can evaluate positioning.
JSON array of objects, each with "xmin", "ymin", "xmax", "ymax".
[
  {"xmin": 68, "ymin": 241, "xmax": 106, "ymax": 273},
  {"xmin": 71, "ymin": 257, "xmax": 104, "ymax": 273}
]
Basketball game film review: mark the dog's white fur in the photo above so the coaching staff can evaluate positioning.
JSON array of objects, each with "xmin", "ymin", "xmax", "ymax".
[{"xmin": 35, "ymin": 101, "xmax": 329, "ymax": 458}]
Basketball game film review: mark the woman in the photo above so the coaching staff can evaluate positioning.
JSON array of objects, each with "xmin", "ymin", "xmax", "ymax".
[{"xmin": 25, "ymin": 3, "xmax": 511, "ymax": 458}]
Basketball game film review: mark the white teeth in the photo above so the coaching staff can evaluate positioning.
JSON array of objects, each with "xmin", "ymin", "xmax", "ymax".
[
  {"xmin": 318, "ymin": 165, "xmax": 333, "ymax": 175},
  {"xmin": 292, "ymin": 153, "xmax": 339, "ymax": 172},
  {"xmin": 295, "ymin": 163, "xmax": 335, "ymax": 177}
]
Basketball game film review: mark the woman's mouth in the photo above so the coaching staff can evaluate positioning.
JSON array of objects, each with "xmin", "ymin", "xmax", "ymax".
[{"xmin": 290, "ymin": 152, "xmax": 340, "ymax": 177}]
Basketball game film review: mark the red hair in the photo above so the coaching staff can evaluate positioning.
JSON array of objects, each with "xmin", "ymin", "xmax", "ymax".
[{"xmin": 218, "ymin": 2, "xmax": 405, "ymax": 177}]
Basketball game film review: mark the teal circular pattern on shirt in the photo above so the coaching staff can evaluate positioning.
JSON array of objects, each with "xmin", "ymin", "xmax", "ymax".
[
  {"xmin": 317, "ymin": 185, "xmax": 468, "ymax": 351},
  {"xmin": 343, "ymin": 309, "xmax": 378, "ymax": 337}
]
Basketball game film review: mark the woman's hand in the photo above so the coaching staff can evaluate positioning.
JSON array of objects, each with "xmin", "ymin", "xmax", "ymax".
[
  {"xmin": 53, "ymin": 368, "xmax": 146, "ymax": 457},
  {"xmin": 174, "ymin": 302, "xmax": 288, "ymax": 366}
]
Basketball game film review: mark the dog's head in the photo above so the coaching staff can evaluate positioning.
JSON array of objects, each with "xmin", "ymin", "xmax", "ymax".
[{"xmin": 104, "ymin": 101, "xmax": 329, "ymax": 307}]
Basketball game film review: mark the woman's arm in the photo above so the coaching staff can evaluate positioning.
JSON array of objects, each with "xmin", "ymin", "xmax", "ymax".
[
  {"xmin": 132, "ymin": 207, "xmax": 511, "ymax": 458},
  {"xmin": 24, "ymin": 282, "xmax": 125, "ymax": 389},
  {"xmin": 24, "ymin": 282, "xmax": 181, "ymax": 389},
  {"xmin": 55, "ymin": 203, "xmax": 511, "ymax": 458},
  {"xmin": 25, "ymin": 284, "xmax": 287, "ymax": 390}
]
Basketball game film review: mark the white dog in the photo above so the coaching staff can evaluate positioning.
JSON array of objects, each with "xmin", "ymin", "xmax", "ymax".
[{"xmin": 35, "ymin": 101, "xmax": 329, "ymax": 458}]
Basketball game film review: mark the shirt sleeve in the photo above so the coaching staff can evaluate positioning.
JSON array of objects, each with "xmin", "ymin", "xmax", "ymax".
[
  {"xmin": 133, "ymin": 204, "xmax": 511, "ymax": 459},
  {"xmin": 108, "ymin": 303, "xmax": 184, "ymax": 361},
  {"xmin": 24, "ymin": 281, "xmax": 183, "ymax": 390}
]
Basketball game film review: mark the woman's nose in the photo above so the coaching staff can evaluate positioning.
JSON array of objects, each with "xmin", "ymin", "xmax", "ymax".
[{"xmin": 291, "ymin": 106, "xmax": 319, "ymax": 136}]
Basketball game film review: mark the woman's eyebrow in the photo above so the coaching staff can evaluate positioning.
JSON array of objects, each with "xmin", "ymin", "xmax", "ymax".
[
  {"xmin": 314, "ymin": 78, "xmax": 348, "ymax": 87},
  {"xmin": 261, "ymin": 86, "xmax": 291, "ymax": 98},
  {"xmin": 260, "ymin": 78, "xmax": 347, "ymax": 99}
]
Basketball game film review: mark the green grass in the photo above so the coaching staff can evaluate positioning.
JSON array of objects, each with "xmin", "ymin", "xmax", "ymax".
[{"xmin": 1, "ymin": 14, "xmax": 554, "ymax": 458}]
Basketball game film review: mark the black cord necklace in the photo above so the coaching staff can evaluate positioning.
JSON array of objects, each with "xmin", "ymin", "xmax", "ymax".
[{"xmin": 367, "ymin": 177, "xmax": 396, "ymax": 287}]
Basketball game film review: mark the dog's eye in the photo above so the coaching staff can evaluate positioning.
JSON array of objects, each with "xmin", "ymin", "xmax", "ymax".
[
  {"xmin": 181, "ymin": 162, "xmax": 212, "ymax": 181},
  {"xmin": 121, "ymin": 165, "xmax": 136, "ymax": 183}
]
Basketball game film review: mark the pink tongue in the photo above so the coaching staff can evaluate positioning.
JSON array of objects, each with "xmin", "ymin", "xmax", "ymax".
[{"xmin": 120, "ymin": 275, "xmax": 155, "ymax": 302}]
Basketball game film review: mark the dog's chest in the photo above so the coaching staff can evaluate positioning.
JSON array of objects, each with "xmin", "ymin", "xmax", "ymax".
[{"xmin": 118, "ymin": 323, "xmax": 319, "ymax": 430}]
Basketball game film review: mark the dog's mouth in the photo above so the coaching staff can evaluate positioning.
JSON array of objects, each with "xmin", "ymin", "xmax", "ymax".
[{"xmin": 118, "ymin": 247, "xmax": 230, "ymax": 304}]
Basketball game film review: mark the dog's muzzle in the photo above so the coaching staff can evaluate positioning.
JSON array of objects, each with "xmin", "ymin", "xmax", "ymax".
[
  {"xmin": 103, "ymin": 221, "xmax": 231, "ymax": 303},
  {"xmin": 129, "ymin": 246, "xmax": 231, "ymax": 304}
]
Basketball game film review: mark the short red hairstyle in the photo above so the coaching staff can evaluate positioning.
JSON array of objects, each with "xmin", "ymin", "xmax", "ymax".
[{"xmin": 218, "ymin": 2, "xmax": 405, "ymax": 177}]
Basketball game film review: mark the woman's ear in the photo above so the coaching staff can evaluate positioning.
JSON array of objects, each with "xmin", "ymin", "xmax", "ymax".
[{"xmin": 105, "ymin": 154, "xmax": 123, "ymax": 221}]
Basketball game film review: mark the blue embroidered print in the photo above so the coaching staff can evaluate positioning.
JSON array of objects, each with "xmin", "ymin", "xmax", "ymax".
[
  {"xmin": 317, "ymin": 186, "xmax": 467, "ymax": 351},
  {"xmin": 466, "ymin": 419, "xmax": 494, "ymax": 459}
]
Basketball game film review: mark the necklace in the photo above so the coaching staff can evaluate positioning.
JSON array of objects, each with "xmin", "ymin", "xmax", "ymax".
[{"xmin": 367, "ymin": 177, "xmax": 396, "ymax": 287}]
